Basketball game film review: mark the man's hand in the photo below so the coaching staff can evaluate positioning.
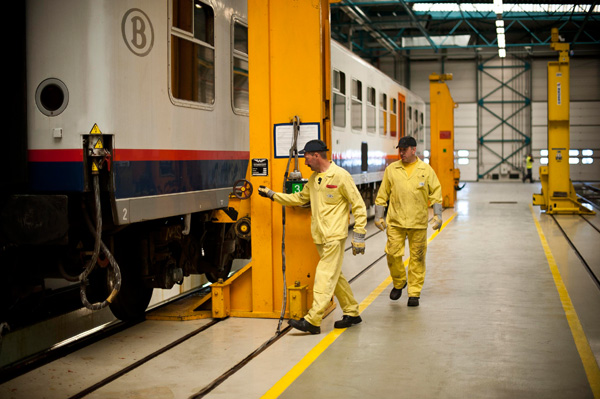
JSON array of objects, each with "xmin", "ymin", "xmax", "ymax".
[
  {"xmin": 374, "ymin": 205, "xmax": 386, "ymax": 231},
  {"xmin": 430, "ymin": 215, "xmax": 442, "ymax": 230},
  {"xmin": 351, "ymin": 232, "xmax": 365, "ymax": 255},
  {"xmin": 258, "ymin": 186, "xmax": 275, "ymax": 200}
]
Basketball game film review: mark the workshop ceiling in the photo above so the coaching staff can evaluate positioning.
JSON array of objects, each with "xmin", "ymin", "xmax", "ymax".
[{"xmin": 330, "ymin": 1, "xmax": 600, "ymax": 60}]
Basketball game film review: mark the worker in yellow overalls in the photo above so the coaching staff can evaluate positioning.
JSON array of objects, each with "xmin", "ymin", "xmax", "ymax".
[
  {"xmin": 259, "ymin": 139, "xmax": 367, "ymax": 334},
  {"xmin": 374, "ymin": 136, "xmax": 442, "ymax": 307},
  {"xmin": 523, "ymin": 154, "xmax": 533, "ymax": 183}
]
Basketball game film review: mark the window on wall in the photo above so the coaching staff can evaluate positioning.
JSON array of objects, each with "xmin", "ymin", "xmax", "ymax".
[
  {"xmin": 390, "ymin": 98, "xmax": 397, "ymax": 137},
  {"xmin": 366, "ymin": 87, "xmax": 376, "ymax": 133},
  {"xmin": 232, "ymin": 20, "xmax": 248, "ymax": 113},
  {"xmin": 380, "ymin": 93, "xmax": 387, "ymax": 135},
  {"xmin": 333, "ymin": 70, "xmax": 346, "ymax": 128},
  {"xmin": 171, "ymin": 0, "xmax": 215, "ymax": 105},
  {"xmin": 352, "ymin": 79, "xmax": 363, "ymax": 131}
]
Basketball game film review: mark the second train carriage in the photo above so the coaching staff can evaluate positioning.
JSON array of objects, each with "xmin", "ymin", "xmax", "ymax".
[
  {"xmin": 2, "ymin": 0, "xmax": 427, "ymax": 323},
  {"xmin": 330, "ymin": 40, "xmax": 427, "ymax": 207}
]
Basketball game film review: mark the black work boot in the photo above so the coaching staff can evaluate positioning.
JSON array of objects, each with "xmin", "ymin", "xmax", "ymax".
[
  {"xmin": 389, "ymin": 282, "xmax": 407, "ymax": 300},
  {"xmin": 288, "ymin": 318, "xmax": 321, "ymax": 334},
  {"xmin": 334, "ymin": 315, "xmax": 362, "ymax": 329},
  {"xmin": 407, "ymin": 297, "xmax": 420, "ymax": 307}
]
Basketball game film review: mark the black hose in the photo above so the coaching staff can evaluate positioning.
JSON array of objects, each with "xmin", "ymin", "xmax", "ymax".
[{"xmin": 79, "ymin": 174, "xmax": 122, "ymax": 311}]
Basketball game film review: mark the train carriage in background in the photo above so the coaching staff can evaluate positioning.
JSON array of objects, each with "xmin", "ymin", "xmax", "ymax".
[
  {"xmin": 330, "ymin": 40, "xmax": 426, "ymax": 208},
  {"xmin": 1, "ymin": 0, "xmax": 425, "ymax": 324}
]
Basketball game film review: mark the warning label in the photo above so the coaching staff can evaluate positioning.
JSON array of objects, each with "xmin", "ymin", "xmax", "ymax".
[{"xmin": 90, "ymin": 124, "xmax": 102, "ymax": 135}]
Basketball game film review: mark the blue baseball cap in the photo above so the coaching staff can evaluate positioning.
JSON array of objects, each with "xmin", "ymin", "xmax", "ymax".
[{"xmin": 299, "ymin": 139, "xmax": 329, "ymax": 154}]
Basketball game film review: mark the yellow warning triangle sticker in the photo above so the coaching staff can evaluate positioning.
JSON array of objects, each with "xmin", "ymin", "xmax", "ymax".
[
  {"xmin": 90, "ymin": 124, "xmax": 102, "ymax": 135},
  {"xmin": 94, "ymin": 138, "xmax": 104, "ymax": 149},
  {"xmin": 92, "ymin": 161, "xmax": 99, "ymax": 172}
]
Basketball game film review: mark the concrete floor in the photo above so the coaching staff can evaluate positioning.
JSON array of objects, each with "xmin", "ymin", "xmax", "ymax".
[{"xmin": 1, "ymin": 182, "xmax": 599, "ymax": 399}]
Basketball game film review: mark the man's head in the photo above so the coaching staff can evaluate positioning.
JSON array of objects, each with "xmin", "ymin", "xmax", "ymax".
[
  {"xmin": 396, "ymin": 136, "xmax": 417, "ymax": 163},
  {"xmin": 300, "ymin": 139, "xmax": 329, "ymax": 172}
]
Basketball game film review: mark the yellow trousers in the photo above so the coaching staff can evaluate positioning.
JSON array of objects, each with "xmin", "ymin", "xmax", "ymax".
[
  {"xmin": 305, "ymin": 238, "xmax": 360, "ymax": 326},
  {"xmin": 385, "ymin": 227, "xmax": 427, "ymax": 297}
]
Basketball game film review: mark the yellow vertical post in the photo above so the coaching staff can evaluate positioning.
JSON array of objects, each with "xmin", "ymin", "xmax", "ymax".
[
  {"xmin": 211, "ymin": 0, "xmax": 331, "ymax": 319},
  {"xmin": 429, "ymin": 73, "xmax": 459, "ymax": 208},
  {"xmin": 533, "ymin": 28, "xmax": 594, "ymax": 215}
]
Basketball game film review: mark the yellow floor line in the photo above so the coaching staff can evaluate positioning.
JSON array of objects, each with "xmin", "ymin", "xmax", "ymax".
[
  {"xmin": 529, "ymin": 204, "xmax": 600, "ymax": 397},
  {"xmin": 262, "ymin": 211, "xmax": 457, "ymax": 398}
]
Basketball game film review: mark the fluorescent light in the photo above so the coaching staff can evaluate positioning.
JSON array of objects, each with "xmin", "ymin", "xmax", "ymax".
[
  {"xmin": 498, "ymin": 34, "xmax": 506, "ymax": 48},
  {"xmin": 582, "ymin": 149, "xmax": 593, "ymax": 156},
  {"xmin": 582, "ymin": 157, "xmax": 594, "ymax": 164},
  {"xmin": 499, "ymin": 48, "xmax": 506, "ymax": 58},
  {"xmin": 423, "ymin": 150, "xmax": 430, "ymax": 157},
  {"xmin": 540, "ymin": 149, "xmax": 548, "ymax": 156},
  {"xmin": 496, "ymin": 20, "xmax": 504, "ymax": 28},
  {"xmin": 493, "ymin": 0, "xmax": 503, "ymax": 15},
  {"xmin": 569, "ymin": 158, "xmax": 579, "ymax": 164},
  {"xmin": 541, "ymin": 157, "xmax": 548, "ymax": 165},
  {"xmin": 457, "ymin": 150, "xmax": 470, "ymax": 157},
  {"xmin": 569, "ymin": 149, "xmax": 579, "ymax": 156},
  {"xmin": 496, "ymin": 27, "xmax": 505, "ymax": 34}
]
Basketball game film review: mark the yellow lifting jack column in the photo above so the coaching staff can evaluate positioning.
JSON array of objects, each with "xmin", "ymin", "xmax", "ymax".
[
  {"xmin": 429, "ymin": 73, "xmax": 460, "ymax": 208},
  {"xmin": 532, "ymin": 28, "xmax": 594, "ymax": 215},
  {"xmin": 210, "ymin": 0, "xmax": 333, "ymax": 319}
]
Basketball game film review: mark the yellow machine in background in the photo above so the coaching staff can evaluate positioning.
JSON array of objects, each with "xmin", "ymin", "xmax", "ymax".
[
  {"xmin": 211, "ymin": 0, "xmax": 333, "ymax": 319},
  {"xmin": 429, "ymin": 73, "xmax": 460, "ymax": 208},
  {"xmin": 533, "ymin": 28, "xmax": 594, "ymax": 215}
]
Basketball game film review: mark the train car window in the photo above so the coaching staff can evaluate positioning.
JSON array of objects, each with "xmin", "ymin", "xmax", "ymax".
[
  {"xmin": 390, "ymin": 98, "xmax": 397, "ymax": 137},
  {"xmin": 232, "ymin": 20, "xmax": 249, "ymax": 114},
  {"xmin": 352, "ymin": 79, "xmax": 363, "ymax": 131},
  {"xmin": 171, "ymin": 0, "xmax": 215, "ymax": 106},
  {"xmin": 366, "ymin": 87, "xmax": 376, "ymax": 134},
  {"xmin": 380, "ymin": 93, "xmax": 387, "ymax": 135},
  {"xmin": 333, "ymin": 70, "xmax": 346, "ymax": 128}
]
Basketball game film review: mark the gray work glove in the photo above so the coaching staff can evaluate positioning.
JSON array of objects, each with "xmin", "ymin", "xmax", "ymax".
[
  {"xmin": 431, "ymin": 203, "xmax": 442, "ymax": 231},
  {"xmin": 374, "ymin": 205, "xmax": 386, "ymax": 231},
  {"xmin": 351, "ymin": 232, "xmax": 365, "ymax": 256},
  {"xmin": 258, "ymin": 185, "xmax": 275, "ymax": 200}
]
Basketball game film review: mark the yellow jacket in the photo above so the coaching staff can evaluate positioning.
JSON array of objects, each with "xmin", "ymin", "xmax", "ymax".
[
  {"xmin": 375, "ymin": 159, "xmax": 442, "ymax": 229},
  {"xmin": 273, "ymin": 162, "xmax": 367, "ymax": 244}
]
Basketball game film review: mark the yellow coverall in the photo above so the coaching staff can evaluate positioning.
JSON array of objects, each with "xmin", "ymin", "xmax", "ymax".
[
  {"xmin": 375, "ymin": 158, "xmax": 442, "ymax": 298},
  {"xmin": 273, "ymin": 162, "xmax": 367, "ymax": 326}
]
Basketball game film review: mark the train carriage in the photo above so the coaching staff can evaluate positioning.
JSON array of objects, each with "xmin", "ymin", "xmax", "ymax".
[{"xmin": 1, "ymin": 0, "xmax": 426, "ymax": 323}]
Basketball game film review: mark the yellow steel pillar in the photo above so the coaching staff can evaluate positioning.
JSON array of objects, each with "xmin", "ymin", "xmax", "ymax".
[
  {"xmin": 532, "ymin": 28, "xmax": 594, "ymax": 215},
  {"xmin": 211, "ymin": 0, "xmax": 331, "ymax": 318},
  {"xmin": 429, "ymin": 73, "xmax": 459, "ymax": 208}
]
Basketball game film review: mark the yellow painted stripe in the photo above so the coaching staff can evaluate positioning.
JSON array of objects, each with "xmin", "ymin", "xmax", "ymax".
[
  {"xmin": 262, "ymin": 211, "xmax": 457, "ymax": 398},
  {"xmin": 529, "ymin": 204, "xmax": 600, "ymax": 397}
]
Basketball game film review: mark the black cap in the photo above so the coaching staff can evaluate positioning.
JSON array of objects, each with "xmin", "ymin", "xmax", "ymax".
[
  {"xmin": 299, "ymin": 139, "xmax": 329, "ymax": 154},
  {"xmin": 396, "ymin": 136, "xmax": 417, "ymax": 148}
]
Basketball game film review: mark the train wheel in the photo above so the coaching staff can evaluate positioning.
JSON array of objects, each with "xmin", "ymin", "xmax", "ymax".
[
  {"xmin": 108, "ymin": 241, "xmax": 153, "ymax": 321},
  {"xmin": 205, "ymin": 258, "xmax": 233, "ymax": 283}
]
